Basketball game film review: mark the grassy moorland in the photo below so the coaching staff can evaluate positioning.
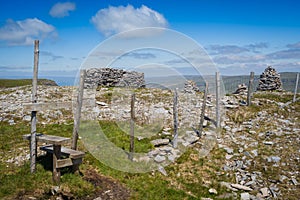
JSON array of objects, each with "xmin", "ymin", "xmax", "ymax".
[{"xmin": 0, "ymin": 80, "xmax": 299, "ymax": 200}]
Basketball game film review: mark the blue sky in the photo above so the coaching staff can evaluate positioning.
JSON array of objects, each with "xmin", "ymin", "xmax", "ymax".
[{"xmin": 0, "ymin": 0, "xmax": 299, "ymax": 77}]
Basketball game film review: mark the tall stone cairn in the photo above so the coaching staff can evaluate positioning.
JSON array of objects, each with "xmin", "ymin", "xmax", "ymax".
[
  {"xmin": 183, "ymin": 80, "xmax": 200, "ymax": 94},
  {"xmin": 84, "ymin": 68, "xmax": 145, "ymax": 88},
  {"xmin": 257, "ymin": 66, "xmax": 282, "ymax": 91}
]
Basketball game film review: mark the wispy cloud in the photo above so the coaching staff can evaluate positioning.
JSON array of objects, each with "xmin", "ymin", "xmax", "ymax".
[
  {"xmin": 124, "ymin": 52, "xmax": 156, "ymax": 59},
  {"xmin": 49, "ymin": 2, "xmax": 76, "ymax": 18},
  {"xmin": 245, "ymin": 42, "xmax": 269, "ymax": 53},
  {"xmin": 267, "ymin": 48, "xmax": 300, "ymax": 60},
  {"xmin": 40, "ymin": 51, "xmax": 64, "ymax": 61},
  {"xmin": 207, "ymin": 45, "xmax": 249, "ymax": 55},
  {"xmin": 213, "ymin": 54, "xmax": 266, "ymax": 64},
  {"xmin": 91, "ymin": 5, "xmax": 168, "ymax": 37},
  {"xmin": 286, "ymin": 41, "xmax": 300, "ymax": 49},
  {"xmin": 0, "ymin": 18, "xmax": 56, "ymax": 46}
]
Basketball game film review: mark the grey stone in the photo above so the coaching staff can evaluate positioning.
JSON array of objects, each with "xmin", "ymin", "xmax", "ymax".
[
  {"xmin": 231, "ymin": 183, "xmax": 253, "ymax": 191},
  {"xmin": 157, "ymin": 165, "xmax": 167, "ymax": 176},
  {"xmin": 260, "ymin": 187, "xmax": 269, "ymax": 197},
  {"xmin": 291, "ymin": 177, "xmax": 298, "ymax": 185},
  {"xmin": 151, "ymin": 139, "xmax": 169, "ymax": 147},
  {"xmin": 240, "ymin": 192, "xmax": 250, "ymax": 200},
  {"xmin": 154, "ymin": 155, "xmax": 166, "ymax": 163},
  {"xmin": 208, "ymin": 188, "xmax": 218, "ymax": 194},
  {"xmin": 263, "ymin": 141, "xmax": 274, "ymax": 145},
  {"xmin": 224, "ymin": 147, "xmax": 234, "ymax": 154}
]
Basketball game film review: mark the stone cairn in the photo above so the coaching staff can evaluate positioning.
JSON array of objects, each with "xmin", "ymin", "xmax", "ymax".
[
  {"xmin": 233, "ymin": 83, "xmax": 248, "ymax": 95},
  {"xmin": 183, "ymin": 80, "xmax": 200, "ymax": 94},
  {"xmin": 84, "ymin": 68, "xmax": 145, "ymax": 88},
  {"xmin": 257, "ymin": 66, "xmax": 282, "ymax": 91}
]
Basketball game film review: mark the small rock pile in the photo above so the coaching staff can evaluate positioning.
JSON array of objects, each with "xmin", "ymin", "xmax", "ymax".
[
  {"xmin": 233, "ymin": 83, "xmax": 248, "ymax": 95},
  {"xmin": 257, "ymin": 66, "xmax": 282, "ymax": 91},
  {"xmin": 183, "ymin": 80, "xmax": 200, "ymax": 94},
  {"xmin": 85, "ymin": 68, "xmax": 145, "ymax": 89}
]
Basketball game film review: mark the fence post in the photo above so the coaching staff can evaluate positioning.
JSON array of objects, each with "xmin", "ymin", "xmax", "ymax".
[
  {"xmin": 129, "ymin": 92, "xmax": 135, "ymax": 160},
  {"xmin": 293, "ymin": 73, "xmax": 299, "ymax": 102},
  {"xmin": 30, "ymin": 40, "xmax": 39, "ymax": 173},
  {"xmin": 172, "ymin": 88, "xmax": 179, "ymax": 148},
  {"xmin": 199, "ymin": 82, "xmax": 208, "ymax": 136},
  {"xmin": 215, "ymin": 72, "xmax": 221, "ymax": 128},
  {"xmin": 72, "ymin": 69, "xmax": 86, "ymax": 150},
  {"xmin": 247, "ymin": 72, "xmax": 255, "ymax": 106}
]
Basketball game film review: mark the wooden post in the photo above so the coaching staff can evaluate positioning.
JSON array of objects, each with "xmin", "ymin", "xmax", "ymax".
[
  {"xmin": 53, "ymin": 145, "xmax": 61, "ymax": 184},
  {"xmin": 293, "ymin": 73, "xmax": 299, "ymax": 102},
  {"xmin": 215, "ymin": 72, "xmax": 220, "ymax": 128},
  {"xmin": 247, "ymin": 72, "xmax": 255, "ymax": 106},
  {"xmin": 129, "ymin": 92, "xmax": 135, "ymax": 160},
  {"xmin": 72, "ymin": 70, "xmax": 86, "ymax": 150},
  {"xmin": 173, "ymin": 88, "xmax": 178, "ymax": 148},
  {"xmin": 30, "ymin": 40, "xmax": 39, "ymax": 173},
  {"xmin": 199, "ymin": 82, "xmax": 208, "ymax": 136}
]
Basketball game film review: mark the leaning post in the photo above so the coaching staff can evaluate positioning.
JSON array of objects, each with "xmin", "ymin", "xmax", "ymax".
[
  {"xmin": 172, "ymin": 88, "xmax": 179, "ymax": 148},
  {"xmin": 199, "ymin": 82, "xmax": 208, "ymax": 136},
  {"xmin": 30, "ymin": 40, "xmax": 39, "ymax": 173},
  {"xmin": 215, "ymin": 72, "xmax": 221, "ymax": 128},
  {"xmin": 72, "ymin": 69, "xmax": 86, "ymax": 150},
  {"xmin": 293, "ymin": 73, "xmax": 299, "ymax": 103},
  {"xmin": 247, "ymin": 72, "xmax": 255, "ymax": 106},
  {"xmin": 129, "ymin": 92, "xmax": 135, "ymax": 160}
]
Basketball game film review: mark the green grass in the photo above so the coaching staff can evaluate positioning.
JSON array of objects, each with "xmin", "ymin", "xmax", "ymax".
[{"xmin": 0, "ymin": 79, "xmax": 57, "ymax": 88}]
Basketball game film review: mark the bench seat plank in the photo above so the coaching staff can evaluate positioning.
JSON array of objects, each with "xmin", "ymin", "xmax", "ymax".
[
  {"xmin": 23, "ymin": 134, "xmax": 71, "ymax": 145},
  {"xmin": 40, "ymin": 145, "xmax": 85, "ymax": 159}
]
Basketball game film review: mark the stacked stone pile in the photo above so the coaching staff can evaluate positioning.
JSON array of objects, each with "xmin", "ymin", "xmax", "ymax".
[
  {"xmin": 233, "ymin": 83, "xmax": 248, "ymax": 95},
  {"xmin": 85, "ymin": 68, "xmax": 145, "ymax": 88},
  {"xmin": 183, "ymin": 80, "xmax": 200, "ymax": 94},
  {"xmin": 257, "ymin": 66, "xmax": 282, "ymax": 91}
]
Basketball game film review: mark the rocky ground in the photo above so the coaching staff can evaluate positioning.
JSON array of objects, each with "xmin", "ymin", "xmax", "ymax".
[{"xmin": 0, "ymin": 84, "xmax": 299, "ymax": 199}]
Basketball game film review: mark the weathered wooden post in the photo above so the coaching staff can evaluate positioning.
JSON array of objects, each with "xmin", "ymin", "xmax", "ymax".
[
  {"xmin": 173, "ymin": 88, "xmax": 179, "ymax": 148},
  {"xmin": 293, "ymin": 73, "xmax": 299, "ymax": 102},
  {"xmin": 215, "ymin": 72, "xmax": 221, "ymax": 128},
  {"xmin": 129, "ymin": 92, "xmax": 135, "ymax": 160},
  {"xmin": 199, "ymin": 82, "xmax": 208, "ymax": 136},
  {"xmin": 72, "ymin": 69, "xmax": 86, "ymax": 150},
  {"xmin": 247, "ymin": 72, "xmax": 255, "ymax": 106},
  {"xmin": 30, "ymin": 40, "xmax": 39, "ymax": 173}
]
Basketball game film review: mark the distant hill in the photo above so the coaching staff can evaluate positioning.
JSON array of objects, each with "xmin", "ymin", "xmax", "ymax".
[
  {"xmin": 0, "ymin": 79, "xmax": 58, "ymax": 88},
  {"xmin": 145, "ymin": 72, "xmax": 299, "ymax": 94}
]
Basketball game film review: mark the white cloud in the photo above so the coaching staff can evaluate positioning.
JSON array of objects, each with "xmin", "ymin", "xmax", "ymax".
[
  {"xmin": 49, "ymin": 2, "xmax": 76, "ymax": 18},
  {"xmin": 91, "ymin": 5, "xmax": 168, "ymax": 37},
  {"xmin": 0, "ymin": 18, "xmax": 57, "ymax": 46}
]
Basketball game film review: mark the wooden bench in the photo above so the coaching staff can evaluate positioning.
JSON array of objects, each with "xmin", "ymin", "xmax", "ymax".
[
  {"xmin": 23, "ymin": 133, "xmax": 85, "ymax": 183},
  {"xmin": 40, "ymin": 145, "xmax": 85, "ymax": 169}
]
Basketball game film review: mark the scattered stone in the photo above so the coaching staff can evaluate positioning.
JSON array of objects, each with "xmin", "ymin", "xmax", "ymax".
[
  {"xmin": 231, "ymin": 183, "xmax": 253, "ymax": 191},
  {"xmin": 240, "ymin": 192, "xmax": 250, "ymax": 200},
  {"xmin": 260, "ymin": 187, "xmax": 269, "ymax": 197},
  {"xmin": 157, "ymin": 165, "xmax": 168, "ymax": 176},
  {"xmin": 96, "ymin": 101, "xmax": 108, "ymax": 106},
  {"xmin": 267, "ymin": 156, "xmax": 281, "ymax": 163},
  {"xmin": 208, "ymin": 188, "xmax": 218, "ymax": 194},
  {"xmin": 291, "ymin": 177, "xmax": 298, "ymax": 185},
  {"xmin": 263, "ymin": 141, "xmax": 274, "ymax": 145},
  {"xmin": 224, "ymin": 147, "xmax": 234, "ymax": 154},
  {"xmin": 151, "ymin": 139, "xmax": 169, "ymax": 147},
  {"xmin": 154, "ymin": 155, "xmax": 166, "ymax": 163}
]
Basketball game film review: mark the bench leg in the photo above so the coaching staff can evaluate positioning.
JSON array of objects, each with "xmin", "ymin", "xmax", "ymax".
[{"xmin": 53, "ymin": 145, "xmax": 61, "ymax": 184}]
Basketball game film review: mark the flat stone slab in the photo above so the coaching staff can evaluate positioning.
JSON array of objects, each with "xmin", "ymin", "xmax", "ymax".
[{"xmin": 151, "ymin": 139, "xmax": 169, "ymax": 147}]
